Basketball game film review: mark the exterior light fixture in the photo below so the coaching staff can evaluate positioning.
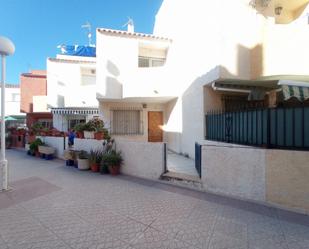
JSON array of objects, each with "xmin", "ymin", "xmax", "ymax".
[{"xmin": 0, "ymin": 36, "xmax": 15, "ymax": 191}]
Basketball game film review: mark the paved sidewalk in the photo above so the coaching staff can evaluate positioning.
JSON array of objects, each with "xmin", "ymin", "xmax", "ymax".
[
  {"xmin": 0, "ymin": 149, "xmax": 308, "ymax": 249},
  {"xmin": 167, "ymin": 151, "xmax": 199, "ymax": 176}
]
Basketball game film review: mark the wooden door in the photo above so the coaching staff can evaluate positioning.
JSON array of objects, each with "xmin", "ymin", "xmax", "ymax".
[{"xmin": 148, "ymin": 111, "xmax": 163, "ymax": 142}]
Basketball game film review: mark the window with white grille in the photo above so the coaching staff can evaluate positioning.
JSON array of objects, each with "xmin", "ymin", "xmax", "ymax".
[
  {"xmin": 138, "ymin": 56, "xmax": 165, "ymax": 68},
  {"xmin": 111, "ymin": 110, "xmax": 142, "ymax": 135}
]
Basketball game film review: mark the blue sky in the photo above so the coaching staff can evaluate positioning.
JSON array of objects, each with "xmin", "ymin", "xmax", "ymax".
[{"xmin": 0, "ymin": 0, "xmax": 163, "ymax": 84}]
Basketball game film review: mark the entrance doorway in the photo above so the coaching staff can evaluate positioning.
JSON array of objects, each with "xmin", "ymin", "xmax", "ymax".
[{"xmin": 148, "ymin": 111, "xmax": 163, "ymax": 142}]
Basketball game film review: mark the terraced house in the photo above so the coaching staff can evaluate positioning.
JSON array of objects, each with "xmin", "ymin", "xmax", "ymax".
[
  {"xmin": 43, "ymin": 0, "xmax": 309, "ymax": 214},
  {"xmin": 94, "ymin": 0, "xmax": 309, "ymax": 214}
]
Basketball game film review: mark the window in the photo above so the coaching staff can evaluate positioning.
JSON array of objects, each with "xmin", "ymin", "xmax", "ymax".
[
  {"xmin": 68, "ymin": 119, "xmax": 86, "ymax": 130},
  {"xmin": 11, "ymin": 93, "xmax": 20, "ymax": 102},
  {"xmin": 138, "ymin": 56, "xmax": 165, "ymax": 68},
  {"xmin": 38, "ymin": 119, "xmax": 53, "ymax": 128},
  {"xmin": 112, "ymin": 110, "xmax": 142, "ymax": 135},
  {"xmin": 81, "ymin": 67, "xmax": 96, "ymax": 85}
]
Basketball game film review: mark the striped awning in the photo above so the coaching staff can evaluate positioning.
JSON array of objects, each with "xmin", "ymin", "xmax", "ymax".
[
  {"xmin": 282, "ymin": 85, "xmax": 309, "ymax": 101},
  {"xmin": 51, "ymin": 107, "xmax": 99, "ymax": 115}
]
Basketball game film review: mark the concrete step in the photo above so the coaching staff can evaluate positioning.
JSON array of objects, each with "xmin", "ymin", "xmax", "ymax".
[{"xmin": 160, "ymin": 171, "xmax": 203, "ymax": 191}]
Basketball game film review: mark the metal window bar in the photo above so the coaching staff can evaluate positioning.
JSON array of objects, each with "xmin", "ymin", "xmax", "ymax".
[{"xmin": 111, "ymin": 110, "xmax": 143, "ymax": 135}]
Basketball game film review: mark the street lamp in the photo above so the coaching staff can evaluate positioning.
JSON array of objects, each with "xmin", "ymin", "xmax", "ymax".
[{"xmin": 0, "ymin": 36, "xmax": 15, "ymax": 191}]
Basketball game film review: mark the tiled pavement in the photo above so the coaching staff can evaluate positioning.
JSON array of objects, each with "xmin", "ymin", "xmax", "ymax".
[
  {"xmin": 167, "ymin": 151, "xmax": 199, "ymax": 177},
  {"xmin": 0, "ymin": 150, "xmax": 308, "ymax": 249}
]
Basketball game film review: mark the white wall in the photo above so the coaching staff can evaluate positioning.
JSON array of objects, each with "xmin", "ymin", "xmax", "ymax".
[
  {"xmin": 33, "ymin": 96, "xmax": 48, "ymax": 112},
  {"xmin": 47, "ymin": 56, "xmax": 97, "ymax": 108},
  {"xmin": 0, "ymin": 87, "xmax": 23, "ymax": 116},
  {"xmin": 99, "ymin": 101, "xmax": 166, "ymax": 142},
  {"xmin": 201, "ymin": 141, "xmax": 309, "ymax": 215},
  {"xmin": 96, "ymin": 32, "xmax": 173, "ymax": 100},
  {"xmin": 74, "ymin": 138, "xmax": 165, "ymax": 180},
  {"xmin": 53, "ymin": 113, "xmax": 97, "ymax": 132},
  {"xmin": 202, "ymin": 141, "xmax": 266, "ymax": 202},
  {"xmin": 36, "ymin": 136, "xmax": 68, "ymax": 159}
]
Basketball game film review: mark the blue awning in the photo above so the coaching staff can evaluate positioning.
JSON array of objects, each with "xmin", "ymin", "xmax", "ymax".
[{"xmin": 58, "ymin": 45, "xmax": 96, "ymax": 57}]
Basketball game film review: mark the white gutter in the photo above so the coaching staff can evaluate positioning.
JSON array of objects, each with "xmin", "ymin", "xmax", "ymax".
[
  {"xmin": 211, "ymin": 82, "xmax": 251, "ymax": 93},
  {"xmin": 278, "ymin": 80, "xmax": 309, "ymax": 87}
]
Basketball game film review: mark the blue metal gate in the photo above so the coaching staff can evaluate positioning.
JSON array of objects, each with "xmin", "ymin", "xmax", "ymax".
[{"xmin": 195, "ymin": 142, "xmax": 202, "ymax": 178}]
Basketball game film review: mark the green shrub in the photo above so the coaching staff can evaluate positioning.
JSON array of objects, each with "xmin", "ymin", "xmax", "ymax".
[
  {"xmin": 29, "ymin": 138, "xmax": 44, "ymax": 152},
  {"xmin": 102, "ymin": 150, "xmax": 123, "ymax": 167}
]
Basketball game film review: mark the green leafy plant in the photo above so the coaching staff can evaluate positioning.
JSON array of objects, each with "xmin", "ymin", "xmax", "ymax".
[
  {"xmin": 74, "ymin": 123, "xmax": 85, "ymax": 132},
  {"xmin": 102, "ymin": 150, "xmax": 123, "ymax": 167},
  {"xmin": 31, "ymin": 122, "xmax": 43, "ymax": 134},
  {"xmin": 89, "ymin": 149, "xmax": 105, "ymax": 163},
  {"xmin": 88, "ymin": 118, "xmax": 104, "ymax": 132},
  {"xmin": 83, "ymin": 122, "xmax": 96, "ymax": 132},
  {"xmin": 29, "ymin": 138, "xmax": 44, "ymax": 152},
  {"xmin": 103, "ymin": 128, "xmax": 111, "ymax": 141}
]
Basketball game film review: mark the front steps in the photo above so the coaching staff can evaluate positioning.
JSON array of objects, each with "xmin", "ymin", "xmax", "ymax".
[{"xmin": 160, "ymin": 171, "xmax": 203, "ymax": 191}]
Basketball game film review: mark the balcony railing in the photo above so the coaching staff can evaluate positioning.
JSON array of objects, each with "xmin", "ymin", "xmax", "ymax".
[{"xmin": 205, "ymin": 107, "xmax": 309, "ymax": 150}]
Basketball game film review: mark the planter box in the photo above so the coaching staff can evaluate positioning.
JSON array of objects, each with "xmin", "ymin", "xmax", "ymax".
[
  {"xmin": 25, "ymin": 144, "xmax": 30, "ymax": 151},
  {"xmin": 77, "ymin": 158, "xmax": 90, "ymax": 170},
  {"xmin": 38, "ymin": 145, "xmax": 56, "ymax": 155},
  {"xmin": 84, "ymin": 131, "xmax": 95, "ymax": 139}
]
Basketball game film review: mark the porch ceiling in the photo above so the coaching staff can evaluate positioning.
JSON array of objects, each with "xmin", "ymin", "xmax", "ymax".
[{"xmin": 213, "ymin": 75, "xmax": 309, "ymax": 91}]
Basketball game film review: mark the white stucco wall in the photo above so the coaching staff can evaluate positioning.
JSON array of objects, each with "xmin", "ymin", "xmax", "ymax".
[
  {"xmin": 74, "ymin": 138, "xmax": 165, "ymax": 180},
  {"xmin": 0, "ymin": 87, "xmax": 23, "ymax": 116},
  {"xmin": 47, "ymin": 56, "xmax": 97, "ymax": 108},
  {"xmin": 33, "ymin": 96, "xmax": 48, "ymax": 112},
  {"xmin": 202, "ymin": 141, "xmax": 266, "ymax": 202},
  {"xmin": 99, "ymin": 101, "xmax": 167, "ymax": 142},
  {"xmin": 52, "ymin": 114, "xmax": 97, "ymax": 132},
  {"xmin": 201, "ymin": 141, "xmax": 309, "ymax": 214},
  {"xmin": 36, "ymin": 136, "xmax": 68, "ymax": 159},
  {"xmin": 96, "ymin": 32, "xmax": 173, "ymax": 100},
  {"xmin": 116, "ymin": 140, "xmax": 165, "ymax": 180}
]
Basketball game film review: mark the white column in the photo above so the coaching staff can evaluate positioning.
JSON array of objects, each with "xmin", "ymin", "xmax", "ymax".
[{"xmin": 1, "ymin": 55, "xmax": 8, "ymax": 190}]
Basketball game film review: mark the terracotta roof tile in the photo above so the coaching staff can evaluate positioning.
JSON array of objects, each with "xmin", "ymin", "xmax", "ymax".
[
  {"xmin": 97, "ymin": 28, "xmax": 172, "ymax": 42},
  {"xmin": 48, "ymin": 57, "xmax": 96, "ymax": 64}
]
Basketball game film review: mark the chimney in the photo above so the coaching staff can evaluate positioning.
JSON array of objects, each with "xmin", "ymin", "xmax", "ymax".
[{"xmin": 127, "ymin": 18, "xmax": 134, "ymax": 33}]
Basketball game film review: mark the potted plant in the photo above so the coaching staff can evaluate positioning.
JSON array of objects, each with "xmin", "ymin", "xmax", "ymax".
[
  {"xmin": 89, "ymin": 149, "xmax": 103, "ymax": 172},
  {"xmin": 102, "ymin": 150, "xmax": 123, "ymax": 175},
  {"xmin": 94, "ymin": 127, "xmax": 104, "ymax": 140},
  {"xmin": 29, "ymin": 138, "xmax": 44, "ymax": 157},
  {"xmin": 27, "ymin": 129, "xmax": 36, "ymax": 143},
  {"xmin": 31, "ymin": 122, "xmax": 43, "ymax": 135},
  {"xmin": 40, "ymin": 127, "xmax": 50, "ymax": 136},
  {"xmin": 74, "ymin": 123, "xmax": 85, "ymax": 139},
  {"xmin": 89, "ymin": 118, "xmax": 105, "ymax": 140},
  {"xmin": 83, "ymin": 122, "xmax": 96, "ymax": 139},
  {"xmin": 77, "ymin": 150, "xmax": 90, "ymax": 170}
]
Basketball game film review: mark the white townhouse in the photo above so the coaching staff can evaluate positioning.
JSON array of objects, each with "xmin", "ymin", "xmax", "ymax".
[
  {"xmin": 96, "ymin": 0, "xmax": 309, "ymax": 158},
  {"xmin": 0, "ymin": 84, "xmax": 24, "ymax": 117},
  {"xmin": 47, "ymin": 52, "xmax": 100, "ymax": 131}
]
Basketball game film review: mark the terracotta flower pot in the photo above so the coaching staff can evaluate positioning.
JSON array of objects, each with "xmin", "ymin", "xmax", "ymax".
[
  {"xmin": 94, "ymin": 132, "xmax": 104, "ymax": 140},
  {"xmin": 90, "ymin": 163, "xmax": 99, "ymax": 172},
  {"xmin": 35, "ymin": 151, "xmax": 40, "ymax": 157},
  {"xmin": 76, "ymin": 131, "xmax": 84, "ymax": 139},
  {"xmin": 108, "ymin": 165, "xmax": 120, "ymax": 176}
]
